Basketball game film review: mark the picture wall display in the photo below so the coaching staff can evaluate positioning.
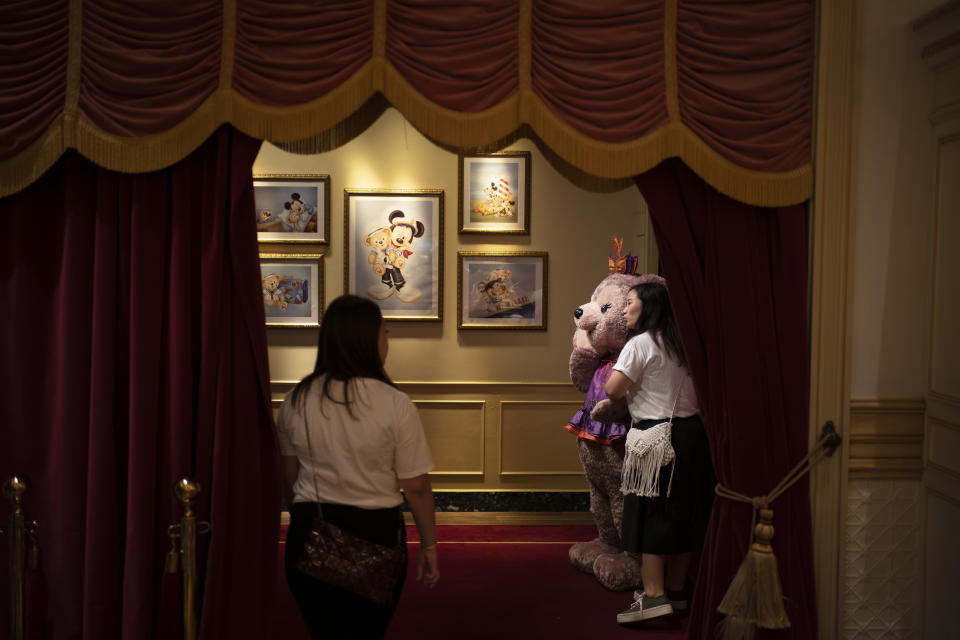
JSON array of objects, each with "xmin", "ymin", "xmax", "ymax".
[
  {"xmin": 457, "ymin": 251, "xmax": 547, "ymax": 329},
  {"xmin": 260, "ymin": 252, "xmax": 324, "ymax": 327},
  {"xmin": 458, "ymin": 152, "xmax": 531, "ymax": 234},
  {"xmin": 344, "ymin": 189, "xmax": 443, "ymax": 321},
  {"xmin": 254, "ymin": 174, "xmax": 331, "ymax": 244}
]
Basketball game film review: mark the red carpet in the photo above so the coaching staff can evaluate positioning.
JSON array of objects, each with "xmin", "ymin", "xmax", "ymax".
[{"xmin": 276, "ymin": 525, "xmax": 687, "ymax": 639}]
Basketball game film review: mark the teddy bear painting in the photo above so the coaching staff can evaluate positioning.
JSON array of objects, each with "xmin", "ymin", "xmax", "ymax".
[{"xmin": 566, "ymin": 238, "xmax": 664, "ymax": 591}]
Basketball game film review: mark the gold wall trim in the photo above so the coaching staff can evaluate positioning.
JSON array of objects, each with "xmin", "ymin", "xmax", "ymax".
[
  {"xmin": 412, "ymin": 400, "xmax": 485, "ymax": 477},
  {"xmin": 270, "ymin": 380, "xmax": 589, "ymax": 491},
  {"xmin": 498, "ymin": 400, "xmax": 585, "ymax": 477},
  {"xmin": 849, "ymin": 398, "xmax": 925, "ymax": 479},
  {"xmin": 272, "ymin": 380, "xmax": 578, "ymax": 391}
]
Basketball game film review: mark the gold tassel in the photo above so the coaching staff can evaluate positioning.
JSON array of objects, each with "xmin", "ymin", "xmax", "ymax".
[{"xmin": 716, "ymin": 507, "xmax": 790, "ymax": 639}]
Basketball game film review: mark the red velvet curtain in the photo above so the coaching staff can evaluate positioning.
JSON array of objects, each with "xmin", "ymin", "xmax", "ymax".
[
  {"xmin": 0, "ymin": 127, "xmax": 280, "ymax": 639},
  {"xmin": 0, "ymin": 0, "xmax": 813, "ymax": 205},
  {"xmin": 635, "ymin": 159, "xmax": 815, "ymax": 639}
]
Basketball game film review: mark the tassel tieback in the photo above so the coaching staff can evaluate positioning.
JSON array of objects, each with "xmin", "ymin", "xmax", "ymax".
[{"xmin": 714, "ymin": 427, "xmax": 840, "ymax": 640}]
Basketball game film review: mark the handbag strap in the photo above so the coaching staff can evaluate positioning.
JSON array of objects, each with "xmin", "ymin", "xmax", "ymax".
[
  {"xmin": 666, "ymin": 373, "xmax": 686, "ymax": 422},
  {"xmin": 298, "ymin": 379, "xmax": 403, "ymax": 546},
  {"xmin": 300, "ymin": 399, "xmax": 328, "ymax": 524}
]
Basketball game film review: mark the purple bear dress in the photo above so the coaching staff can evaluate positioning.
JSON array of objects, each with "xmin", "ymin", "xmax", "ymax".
[{"xmin": 565, "ymin": 360, "xmax": 631, "ymax": 444}]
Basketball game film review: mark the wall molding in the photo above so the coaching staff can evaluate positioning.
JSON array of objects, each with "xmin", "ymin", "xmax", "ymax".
[{"xmin": 848, "ymin": 398, "xmax": 925, "ymax": 478}]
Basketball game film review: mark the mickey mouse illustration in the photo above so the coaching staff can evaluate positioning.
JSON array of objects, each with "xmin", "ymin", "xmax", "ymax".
[
  {"xmin": 282, "ymin": 193, "xmax": 315, "ymax": 233},
  {"xmin": 367, "ymin": 209, "xmax": 425, "ymax": 303}
]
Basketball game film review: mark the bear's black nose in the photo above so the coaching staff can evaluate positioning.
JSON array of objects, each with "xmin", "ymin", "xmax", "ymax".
[{"xmin": 574, "ymin": 308, "xmax": 583, "ymax": 319}]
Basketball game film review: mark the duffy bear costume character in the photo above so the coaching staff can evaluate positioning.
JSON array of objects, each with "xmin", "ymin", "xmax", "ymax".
[{"xmin": 566, "ymin": 238, "xmax": 664, "ymax": 591}]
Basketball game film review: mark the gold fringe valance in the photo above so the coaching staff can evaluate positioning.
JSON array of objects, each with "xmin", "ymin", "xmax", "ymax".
[{"xmin": 0, "ymin": 64, "xmax": 812, "ymax": 206}]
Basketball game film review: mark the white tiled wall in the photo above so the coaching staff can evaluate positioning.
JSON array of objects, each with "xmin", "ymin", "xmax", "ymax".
[{"xmin": 843, "ymin": 479, "xmax": 923, "ymax": 640}]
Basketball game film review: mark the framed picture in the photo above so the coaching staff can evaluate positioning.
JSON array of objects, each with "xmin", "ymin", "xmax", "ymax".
[
  {"xmin": 457, "ymin": 251, "xmax": 547, "ymax": 329},
  {"xmin": 259, "ymin": 252, "xmax": 323, "ymax": 327},
  {"xmin": 254, "ymin": 174, "xmax": 331, "ymax": 244},
  {"xmin": 458, "ymin": 151, "xmax": 531, "ymax": 234},
  {"xmin": 344, "ymin": 189, "xmax": 443, "ymax": 321}
]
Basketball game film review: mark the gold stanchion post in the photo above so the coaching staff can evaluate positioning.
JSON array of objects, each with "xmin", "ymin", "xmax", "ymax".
[
  {"xmin": 165, "ymin": 478, "xmax": 210, "ymax": 640},
  {"xmin": 2, "ymin": 476, "xmax": 38, "ymax": 640}
]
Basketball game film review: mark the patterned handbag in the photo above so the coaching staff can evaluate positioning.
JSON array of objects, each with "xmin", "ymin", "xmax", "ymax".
[
  {"xmin": 294, "ymin": 413, "xmax": 406, "ymax": 606},
  {"xmin": 296, "ymin": 508, "xmax": 406, "ymax": 606}
]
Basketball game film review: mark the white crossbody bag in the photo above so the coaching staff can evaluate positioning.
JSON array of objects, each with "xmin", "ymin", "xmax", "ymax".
[{"xmin": 620, "ymin": 380, "xmax": 684, "ymax": 498}]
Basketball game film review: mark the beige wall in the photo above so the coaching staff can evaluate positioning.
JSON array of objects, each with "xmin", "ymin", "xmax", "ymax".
[
  {"xmin": 845, "ymin": 2, "xmax": 960, "ymax": 639},
  {"xmin": 256, "ymin": 108, "xmax": 654, "ymax": 493},
  {"xmin": 255, "ymin": 108, "xmax": 652, "ymax": 385},
  {"xmin": 851, "ymin": 0, "xmax": 941, "ymax": 399}
]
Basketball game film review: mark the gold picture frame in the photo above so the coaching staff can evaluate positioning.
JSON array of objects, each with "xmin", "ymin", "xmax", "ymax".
[
  {"xmin": 259, "ymin": 252, "xmax": 324, "ymax": 328},
  {"xmin": 457, "ymin": 251, "xmax": 547, "ymax": 330},
  {"xmin": 254, "ymin": 173, "xmax": 331, "ymax": 244},
  {"xmin": 458, "ymin": 152, "xmax": 531, "ymax": 234},
  {"xmin": 344, "ymin": 189, "xmax": 444, "ymax": 321}
]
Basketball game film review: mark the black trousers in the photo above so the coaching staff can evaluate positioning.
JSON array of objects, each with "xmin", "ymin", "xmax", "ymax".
[
  {"xmin": 621, "ymin": 415, "xmax": 716, "ymax": 555},
  {"xmin": 285, "ymin": 502, "xmax": 408, "ymax": 640}
]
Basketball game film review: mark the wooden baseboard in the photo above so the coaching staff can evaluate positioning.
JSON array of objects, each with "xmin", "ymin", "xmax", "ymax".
[{"xmin": 408, "ymin": 511, "xmax": 595, "ymax": 526}]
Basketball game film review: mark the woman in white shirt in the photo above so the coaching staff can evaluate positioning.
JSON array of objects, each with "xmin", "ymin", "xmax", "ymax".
[
  {"xmin": 277, "ymin": 295, "xmax": 439, "ymax": 639},
  {"xmin": 603, "ymin": 282, "xmax": 715, "ymax": 625}
]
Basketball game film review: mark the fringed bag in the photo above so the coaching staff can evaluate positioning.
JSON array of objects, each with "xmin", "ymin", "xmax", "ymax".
[{"xmin": 620, "ymin": 381, "xmax": 683, "ymax": 497}]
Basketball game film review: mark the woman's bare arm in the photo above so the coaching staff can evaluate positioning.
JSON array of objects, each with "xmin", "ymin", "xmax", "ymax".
[
  {"xmin": 398, "ymin": 473, "xmax": 439, "ymax": 586},
  {"xmin": 604, "ymin": 370, "xmax": 634, "ymax": 400}
]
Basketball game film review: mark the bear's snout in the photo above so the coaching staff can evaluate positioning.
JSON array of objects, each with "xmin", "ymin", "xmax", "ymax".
[{"xmin": 574, "ymin": 303, "xmax": 600, "ymax": 331}]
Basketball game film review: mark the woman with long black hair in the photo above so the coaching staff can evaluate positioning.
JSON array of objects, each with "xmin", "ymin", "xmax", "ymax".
[
  {"xmin": 603, "ymin": 282, "xmax": 715, "ymax": 624},
  {"xmin": 277, "ymin": 295, "xmax": 439, "ymax": 639}
]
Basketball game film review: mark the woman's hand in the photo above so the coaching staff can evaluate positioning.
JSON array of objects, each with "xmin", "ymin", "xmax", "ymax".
[
  {"xmin": 416, "ymin": 545, "xmax": 439, "ymax": 587},
  {"xmin": 398, "ymin": 473, "xmax": 439, "ymax": 588}
]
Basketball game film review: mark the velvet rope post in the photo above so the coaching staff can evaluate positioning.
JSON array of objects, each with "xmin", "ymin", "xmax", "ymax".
[{"xmin": 713, "ymin": 427, "xmax": 840, "ymax": 640}]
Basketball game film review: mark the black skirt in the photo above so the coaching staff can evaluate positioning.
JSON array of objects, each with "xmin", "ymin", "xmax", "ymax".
[
  {"xmin": 285, "ymin": 501, "xmax": 408, "ymax": 640},
  {"xmin": 620, "ymin": 414, "xmax": 716, "ymax": 555}
]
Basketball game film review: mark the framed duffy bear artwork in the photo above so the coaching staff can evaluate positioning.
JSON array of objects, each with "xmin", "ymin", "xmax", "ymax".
[
  {"xmin": 457, "ymin": 251, "xmax": 547, "ymax": 329},
  {"xmin": 253, "ymin": 174, "xmax": 331, "ymax": 244},
  {"xmin": 458, "ymin": 152, "xmax": 531, "ymax": 234},
  {"xmin": 259, "ymin": 253, "xmax": 323, "ymax": 327},
  {"xmin": 344, "ymin": 189, "xmax": 443, "ymax": 321}
]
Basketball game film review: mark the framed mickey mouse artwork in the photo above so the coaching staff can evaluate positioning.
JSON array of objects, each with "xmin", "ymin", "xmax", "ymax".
[
  {"xmin": 344, "ymin": 189, "xmax": 444, "ymax": 321},
  {"xmin": 254, "ymin": 174, "xmax": 331, "ymax": 244},
  {"xmin": 458, "ymin": 152, "xmax": 531, "ymax": 234}
]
